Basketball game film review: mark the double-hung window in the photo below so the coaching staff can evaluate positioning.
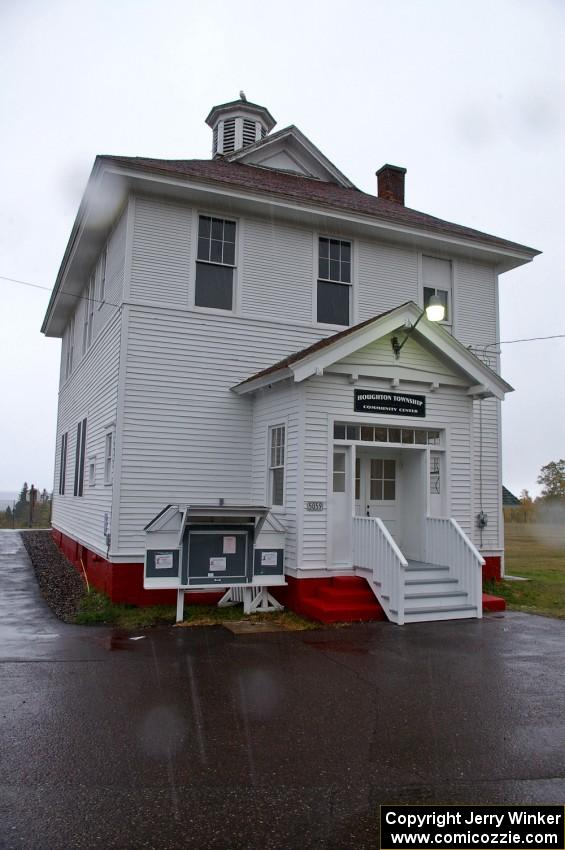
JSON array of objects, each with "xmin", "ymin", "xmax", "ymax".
[
  {"xmin": 269, "ymin": 425, "xmax": 285, "ymax": 507},
  {"xmin": 65, "ymin": 315, "xmax": 75, "ymax": 379},
  {"xmin": 317, "ymin": 237, "xmax": 351, "ymax": 326},
  {"xmin": 73, "ymin": 418, "xmax": 87, "ymax": 497},
  {"xmin": 423, "ymin": 256, "xmax": 452, "ymax": 324},
  {"xmin": 195, "ymin": 215, "xmax": 236, "ymax": 311},
  {"xmin": 104, "ymin": 430, "xmax": 114, "ymax": 485},
  {"xmin": 82, "ymin": 275, "xmax": 95, "ymax": 354}
]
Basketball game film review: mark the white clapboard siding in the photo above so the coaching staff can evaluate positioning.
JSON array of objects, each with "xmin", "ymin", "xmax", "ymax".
[
  {"xmin": 117, "ymin": 307, "xmax": 324, "ymax": 556},
  {"xmin": 241, "ymin": 217, "xmax": 314, "ymax": 322},
  {"xmin": 337, "ymin": 333, "xmax": 462, "ymax": 380},
  {"xmin": 472, "ymin": 397, "xmax": 501, "ymax": 550},
  {"xmin": 130, "ymin": 196, "xmax": 192, "ymax": 306},
  {"xmin": 357, "ymin": 239, "xmax": 418, "ymax": 320},
  {"xmin": 455, "ymin": 259, "xmax": 497, "ymax": 347},
  {"xmin": 52, "ymin": 310, "xmax": 122, "ymax": 552},
  {"xmin": 250, "ymin": 382, "xmax": 301, "ymax": 568}
]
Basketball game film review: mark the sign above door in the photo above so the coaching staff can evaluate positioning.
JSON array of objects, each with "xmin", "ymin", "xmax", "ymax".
[{"xmin": 354, "ymin": 390, "xmax": 426, "ymax": 417}]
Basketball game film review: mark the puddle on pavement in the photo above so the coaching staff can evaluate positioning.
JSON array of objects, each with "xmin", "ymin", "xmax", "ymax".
[{"xmin": 84, "ymin": 630, "xmax": 137, "ymax": 651}]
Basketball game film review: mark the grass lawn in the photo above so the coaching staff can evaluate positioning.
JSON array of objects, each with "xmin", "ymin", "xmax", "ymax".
[
  {"xmin": 74, "ymin": 590, "xmax": 318, "ymax": 631},
  {"xmin": 488, "ymin": 523, "xmax": 565, "ymax": 619}
]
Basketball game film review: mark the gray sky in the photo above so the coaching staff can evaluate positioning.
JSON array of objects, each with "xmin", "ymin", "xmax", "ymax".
[{"xmin": 1, "ymin": 0, "xmax": 563, "ymax": 497}]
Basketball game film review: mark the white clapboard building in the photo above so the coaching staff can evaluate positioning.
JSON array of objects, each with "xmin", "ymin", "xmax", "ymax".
[{"xmin": 42, "ymin": 96, "xmax": 539, "ymax": 623}]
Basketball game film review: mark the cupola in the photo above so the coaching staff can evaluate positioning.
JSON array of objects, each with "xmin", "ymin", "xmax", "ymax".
[{"xmin": 205, "ymin": 93, "xmax": 276, "ymax": 157}]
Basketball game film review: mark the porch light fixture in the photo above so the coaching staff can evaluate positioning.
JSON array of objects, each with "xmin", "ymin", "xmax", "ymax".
[{"xmin": 391, "ymin": 296, "xmax": 445, "ymax": 359}]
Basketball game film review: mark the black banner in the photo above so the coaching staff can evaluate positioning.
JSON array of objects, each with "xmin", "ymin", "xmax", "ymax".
[
  {"xmin": 354, "ymin": 390, "xmax": 426, "ymax": 417},
  {"xmin": 380, "ymin": 805, "xmax": 565, "ymax": 849}
]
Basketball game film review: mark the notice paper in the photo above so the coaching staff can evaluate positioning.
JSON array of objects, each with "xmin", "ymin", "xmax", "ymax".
[
  {"xmin": 261, "ymin": 551, "xmax": 278, "ymax": 567},
  {"xmin": 209, "ymin": 557, "xmax": 227, "ymax": 571},
  {"xmin": 155, "ymin": 553, "xmax": 173, "ymax": 570},
  {"xmin": 223, "ymin": 536, "xmax": 236, "ymax": 554}
]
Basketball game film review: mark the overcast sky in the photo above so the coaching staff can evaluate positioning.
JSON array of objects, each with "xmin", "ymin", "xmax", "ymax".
[{"xmin": 0, "ymin": 0, "xmax": 563, "ymax": 497}]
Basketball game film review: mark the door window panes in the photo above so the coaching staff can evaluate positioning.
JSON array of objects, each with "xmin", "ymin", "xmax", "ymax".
[{"xmin": 370, "ymin": 458, "xmax": 396, "ymax": 501}]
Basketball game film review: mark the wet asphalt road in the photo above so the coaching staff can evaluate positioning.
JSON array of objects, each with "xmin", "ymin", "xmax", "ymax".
[{"xmin": 1, "ymin": 531, "xmax": 564, "ymax": 850}]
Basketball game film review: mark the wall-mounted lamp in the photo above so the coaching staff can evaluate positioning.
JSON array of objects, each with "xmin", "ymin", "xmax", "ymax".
[{"xmin": 391, "ymin": 296, "xmax": 445, "ymax": 359}]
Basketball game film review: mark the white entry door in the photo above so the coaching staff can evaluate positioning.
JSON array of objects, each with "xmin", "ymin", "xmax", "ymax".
[{"xmin": 358, "ymin": 456, "xmax": 400, "ymax": 545}]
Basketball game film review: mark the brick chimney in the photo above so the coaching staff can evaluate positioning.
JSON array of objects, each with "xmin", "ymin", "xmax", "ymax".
[{"xmin": 376, "ymin": 164, "xmax": 407, "ymax": 204}]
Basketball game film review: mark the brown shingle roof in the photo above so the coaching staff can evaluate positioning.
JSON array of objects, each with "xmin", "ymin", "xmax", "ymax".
[{"xmin": 101, "ymin": 155, "xmax": 539, "ymax": 256}]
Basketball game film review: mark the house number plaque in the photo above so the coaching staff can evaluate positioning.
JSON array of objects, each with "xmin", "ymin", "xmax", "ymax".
[{"xmin": 305, "ymin": 501, "xmax": 324, "ymax": 512}]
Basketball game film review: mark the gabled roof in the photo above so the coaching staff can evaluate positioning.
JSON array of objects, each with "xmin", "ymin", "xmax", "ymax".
[
  {"xmin": 225, "ymin": 125, "xmax": 355, "ymax": 188},
  {"xmin": 502, "ymin": 486, "xmax": 521, "ymax": 506},
  {"xmin": 99, "ymin": 155, "xmax": 539, "ymax": 256},
  {"xmin": 232, "ymin": 302, "xmax": 514, "ymax": 401}
]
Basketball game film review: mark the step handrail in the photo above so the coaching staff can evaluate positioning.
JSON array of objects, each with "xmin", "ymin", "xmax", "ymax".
[
  {"xmin": 425, "ymin": 516, "xmax": 484, "ymax": 614},
  {"xmin": 352, "ymin": 515, "xmax": 408, "ymax": 624}
]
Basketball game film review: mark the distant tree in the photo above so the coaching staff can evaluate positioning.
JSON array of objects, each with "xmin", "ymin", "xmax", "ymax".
[
  {"xmin": 519, "ymin": 489, "xmax": 536, "ymax": 523},
  {"xmin": 537, "ymin": 460, "xmax": 565, "ymax": 501}
]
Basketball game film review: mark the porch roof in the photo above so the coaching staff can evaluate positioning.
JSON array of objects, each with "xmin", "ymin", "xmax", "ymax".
[{"xmin": 231, "ymin": 302, "xmax": 514, "ymax": 401}]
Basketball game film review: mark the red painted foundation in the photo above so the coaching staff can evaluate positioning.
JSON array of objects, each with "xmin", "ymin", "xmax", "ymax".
[
  {"xmin": 482, "ymin": 556, "xmax": 502, "ymax": 582},
  {"xmin": 51, "ymin": 529, "xmax": 223, "ymax": 607},
  {"xmin": 52, "ymin": 529, "xmax": 505, "ymax": 618}
]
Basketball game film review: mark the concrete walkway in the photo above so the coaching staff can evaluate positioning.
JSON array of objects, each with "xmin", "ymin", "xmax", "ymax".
[{"xmin": 1, "ymin": 530, "xmax": 564, "ymax": 850}]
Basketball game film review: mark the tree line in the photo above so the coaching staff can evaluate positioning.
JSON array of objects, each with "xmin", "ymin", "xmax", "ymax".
[
  {"xmin": 0, "ymin": 483, "xmax": 52, "ymax": 529},
  {"xmin": 505, "ymin": 459, "xmax": 565, "ymax": 524}
]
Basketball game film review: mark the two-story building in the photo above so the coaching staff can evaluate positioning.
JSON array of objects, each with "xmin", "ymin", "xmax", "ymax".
[{"xmin": 42, "ymin": 96, "xmax": 539, "ymax": 623}]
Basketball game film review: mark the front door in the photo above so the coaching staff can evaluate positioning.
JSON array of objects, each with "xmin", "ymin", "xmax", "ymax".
[{"xmin": 357, "ymin": 455, "xmax": 400, "ymax": 545}]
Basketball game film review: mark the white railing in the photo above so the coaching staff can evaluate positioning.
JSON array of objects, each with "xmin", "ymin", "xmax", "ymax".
[
  {"xmin": 352, "ymin": 515, "xmax": 408, "ymax": 624},
  {"xmin": 425, "ymin": 517, "xmax": 484, "ymax": 614}
]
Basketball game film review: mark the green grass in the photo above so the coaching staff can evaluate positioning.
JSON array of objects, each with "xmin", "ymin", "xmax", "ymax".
[
  {"xmin": 486, "ymin": 523, "xmax": 565, "ymax": 619},
  {"xmin": 74, "ymin": 590, "xmax": 318, "ymax": 630}
]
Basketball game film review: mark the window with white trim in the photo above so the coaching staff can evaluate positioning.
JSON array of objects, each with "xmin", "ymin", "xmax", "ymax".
[
  {"xmin": 333, "ymin": 452, "xmax": 346, "ymax": 493},
  {"xmin": 269, "ymin": 425, "xmax": 285, "ymax": 507},
  {"xmin": 88, "ymin": 456, "xmax": 96, "ymax": 487},
  {"xmin": 317, "ymin": 237, "xmax": 351, "ymax": 326},
  {"xmin": 104, "ymin": 430, "xmax": 114, "ymax": 485},
  {"xmin": 195, "ymin": 215, "xmax": 236, "ymax": 311},
  {"xmin": 423, "ymin": 256, "xmax": 451, "ymax": 323},
  {"xmin": 98, "ymin": 246, "xmax": 107, "ymax": 306},
  {"xmin": 82, "ymin": 275, "xmax": 95, "ymax": 354},
  {"xmin": 65, "ymin": 316, "xmax": 75, "ymax": 380}
]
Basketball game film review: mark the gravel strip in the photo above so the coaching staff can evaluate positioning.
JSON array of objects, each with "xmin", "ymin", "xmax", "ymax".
[{"xmin": 20, "ymin": 530, "xmax": 86, "ymax": 623}]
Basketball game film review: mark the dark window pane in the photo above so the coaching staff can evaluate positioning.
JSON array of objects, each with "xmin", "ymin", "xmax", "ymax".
[
  {"xmin": 375, "ymin": 427, "xmax": 387, "ymax": 442},
  {"xmin": 319, "ymin": 238, "xmax": 329, "ymax": 258},
  {"xmin": 341, "ymin": 242, "xmax": 351, "ymax": 263},
  {"xmin": 272, "ymin": 467, "xmax": 284, "ymax": 505},
  {"xmin": 224, "ymin": 221, "xmax": 236, "ymax": 243},
  {"xmin": 197, "ymin": 237, "xmax": 210, "ymax": 261},
  {"xmin": 370, "ymin": 480, "xmax": 383, "ymax": 500},
  {"xmin": 211, "ymin": 218, "xmax": 223, "ymax": 240},
  {"xmin": 402, "ymin": 429, "xmax": 414, "ymax": 444},
  {"xmin": 199, "ymin": 216, "xmax": 211, "ymax": 238},
  {"xmin": 329, "ymin": 239, "xmax": 340, "ymax": 260},
  {"xmin": 317, "ymin": 281, "xmax": 349, "ymax": 325},
  {"xmin": 195, "ymin": 262, "xmax": 233, "ymax": 310},
  {"xmin": 388, "ymin": 428, "xmax": 401, "ymax": 443},
  {"xmin": 423, "ymin": 287, "xmax": 434, "ymax": 307},
  {"xmin": 371, "ymin": 459, "xmax": 383, "ymax": 478},
  {"xmin": 361, "ymin": 426, "xmax": 373, "ymax": 441},
  {"xmin": 210, "ymin": 239, "xmax": 223, "ymax": 263},
  {"xmin": 341, "ymin": 261, "xmax": 351, "ymax": 283},
  {"xmin": 222, "ymin": 242, "xmax": 235, "ymax": 265},
  {"xmin": 333, "ymin": 472, "xmax": 346, "ymax": 493},
  {"xmin": 319, "ymin": 258, "xmax": 329, "ymax": 279},
  {"xmin": 333, "ymin": 424, "xmax": 346, "ymax": 439},
  {"xmin": 329, "ymin": 259, "xmax": 340, "ymax": 281},
  {"xmin": 346, "ymin": 425, "xmax": 359, "ymax": 440},
  {"xmin": 383, "ymin": 480, "xmax": 396, "ymax": 500},
  {"xmin": 384, "ymin": 460, "xmax": 396, "ymax": 479},
  {"xmin": 415, "ymin": 429, "xmax": 427, "ymax": 444}
]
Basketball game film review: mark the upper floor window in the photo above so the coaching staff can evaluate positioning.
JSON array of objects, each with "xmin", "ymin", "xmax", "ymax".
[
  {"xmin": 423, "ymin": 256, "xmax": 451, "ymax": 323},
  {"xmin": 269, "ymin": 425, "xmax": 285, "ymax": 507},
  {"xmin": 317, "ymin": 237, "xmax": 351, "ymax": 326},
  {"xmin": 195, "ymin": 215, "xmax": 236, "ymax": 311},
  {"xmin": 104, "ymin": 430, "xmax": 114, "ymax": 485},
  {"xmin": 65, "ymin": 315, "xmax": 75, "ymax": 379},
  {"xmin": 82, "ymin": 275, "xmax": 95, "ymax": 354},
  {"xmin": 98, "ymin": 246, "xmax": 107, "ymax": 307}
]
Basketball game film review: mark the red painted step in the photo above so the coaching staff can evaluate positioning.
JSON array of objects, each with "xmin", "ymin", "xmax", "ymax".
[
  {"xmin": 301, "ymin": 576, "xmax": 385, "ymax": 624},
  {"xmin": 482, "ymin": 593, "xmax": 506, "ymax": 612}
]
